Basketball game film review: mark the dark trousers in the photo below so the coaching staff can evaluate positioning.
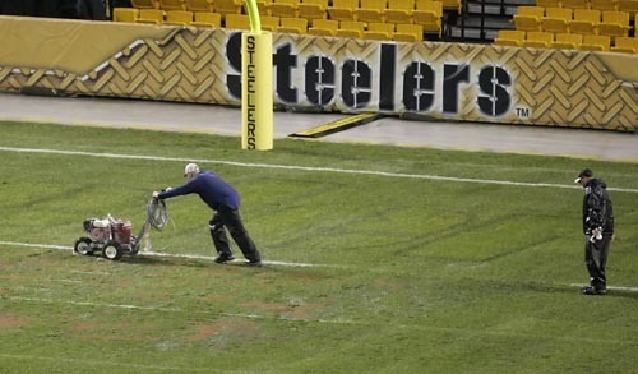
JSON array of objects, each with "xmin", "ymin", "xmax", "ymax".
[
  {"xmin": 584, "ymin": 234, "xmax": 611, "ymax": 290},
  {"xmin": 209, "ymin": 206, "xmax": 260, "ymax": 261}
]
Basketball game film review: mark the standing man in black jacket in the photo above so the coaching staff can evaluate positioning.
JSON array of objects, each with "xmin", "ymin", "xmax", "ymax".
[{"xmin": 575, "ymin": 168, "xmax": 614, "ymax": 295}]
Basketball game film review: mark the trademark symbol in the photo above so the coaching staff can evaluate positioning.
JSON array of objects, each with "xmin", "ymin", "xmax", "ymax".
[{"xmin": 516, "ymin": 107, "xmax": 531, "ymax": 118}]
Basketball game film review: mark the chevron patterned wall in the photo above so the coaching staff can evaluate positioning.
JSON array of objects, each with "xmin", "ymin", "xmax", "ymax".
[{"xmin": 0, "ymin": 20, "xmax": 635, "ymax": 131}]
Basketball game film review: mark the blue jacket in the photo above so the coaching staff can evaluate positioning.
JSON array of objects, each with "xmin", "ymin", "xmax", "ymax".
[{"xmin": 158, "ymin": 171, "xmax": 240, "ymax": 210}]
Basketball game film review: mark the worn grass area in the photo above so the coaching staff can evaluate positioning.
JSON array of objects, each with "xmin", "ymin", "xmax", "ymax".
[{"xmin": 1, "ymin": 121, "xmax": 638, "ymax": 373}]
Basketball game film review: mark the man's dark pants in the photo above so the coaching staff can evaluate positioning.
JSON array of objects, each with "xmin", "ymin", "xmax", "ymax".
[
  {"xmin": 584, "ymin": 234, "xmax": 611, "ymax": 290},
  {"xmin": 209, "ymin": 205, "xmax": 260, "ymax": 261}
]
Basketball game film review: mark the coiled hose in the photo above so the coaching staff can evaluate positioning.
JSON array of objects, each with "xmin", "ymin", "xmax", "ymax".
[
  {"xmin": 132, "ymin": 198, "xmax": 169, "ymax": 253},
  {"xmin": 147, "ymin": 198, "xmax": 168, "ymax": 230}
]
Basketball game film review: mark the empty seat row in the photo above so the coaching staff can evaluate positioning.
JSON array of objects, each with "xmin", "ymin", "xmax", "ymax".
[
  {"xmin": 132, "ymin": 0, "xmax": 445, "ymax": 33},
  {"xmin": 115, "ymin": 8, "xmax": 222, "ymax": 26},
  {"xmin": 307, "ymin": 18, "xmax": 424, "ymax": 40},
  {"xmin": 131, "ymin": 0, "xmax": 461, "ymax": 15},
  {"xmin": 131, "ymin": 0, "xmax": 242, "ymax": 13},
  {"xmin": 495, "ymin": 30, "xmax": 638, "ymax": 52},
  {"xmin": 536, "ymin": 0, "xmax": 638, "ymax": 13},
  {"xmin": 113, "ymin": 8, "xmax": 425, "ymax": 41},
  {"xmin": 128, "ymin": 0, "xmax": 444, "ymax": 35},
  {"xmin": 514, "ymin": 6, "xmax": 633, "ymax": 38}
]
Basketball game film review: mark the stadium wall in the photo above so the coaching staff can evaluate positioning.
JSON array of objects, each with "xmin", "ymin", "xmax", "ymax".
[{"xmin": 0, "ymin": 16, "xmax": 636, "ymax": 132}]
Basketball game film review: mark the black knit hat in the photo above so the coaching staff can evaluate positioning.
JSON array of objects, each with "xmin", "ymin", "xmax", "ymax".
[{"xmin": 574, "ymin": 168, "xmax": 593, "ymax": 184}]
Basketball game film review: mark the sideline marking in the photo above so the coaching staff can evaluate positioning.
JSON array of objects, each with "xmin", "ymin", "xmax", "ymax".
[
  {"xmin": 0, "ymin": 241, "xmax": 322, "ymax": 268},
  {"xmin": 1, "ymin": 146, "xmax": 637, "ymax": 192}
]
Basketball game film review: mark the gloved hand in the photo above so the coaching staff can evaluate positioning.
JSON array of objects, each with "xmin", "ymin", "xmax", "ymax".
[
  {"xmin": 152, "ymin": 191, "xmax": 159, "ymax": 199},
  {"xmin": 591, "ymin": 227, "xmax": 603, "ymax": 241}
]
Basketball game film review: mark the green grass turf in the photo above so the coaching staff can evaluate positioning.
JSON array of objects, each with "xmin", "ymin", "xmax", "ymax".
[{"xmin": 0, "ymin": 121, "xmax": 637, "ymax": 373}]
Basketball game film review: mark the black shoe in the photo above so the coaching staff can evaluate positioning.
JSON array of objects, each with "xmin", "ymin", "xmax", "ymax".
[
  {"xmin": 582, "ymin": 285, "xmax": 606, "ymax": 295},
  {"xmin": 246, "ymin": 259, "xmax": 263, "ymax": 267},
  {"xmin": 214, "ymin": 254, "xmax": 235, "ymax": 264}
]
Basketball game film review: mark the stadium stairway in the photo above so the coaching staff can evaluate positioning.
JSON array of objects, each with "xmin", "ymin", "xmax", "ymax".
[{"xmin": 450, "ymin": 0, "xmax": 534, "ymax": 41}]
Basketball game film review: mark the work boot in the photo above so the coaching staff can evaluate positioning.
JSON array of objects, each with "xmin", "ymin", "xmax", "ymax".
[
  {"xmin": 214, "ymin": 254, "xmax": 235, "ymax": 264},
  {"xmin": 582, "ymin": 285, "xmax": 606, "ymax": 295},
  {"xmin": 246, "ymin": 258, "xmax": 263, "ymax": 267}
]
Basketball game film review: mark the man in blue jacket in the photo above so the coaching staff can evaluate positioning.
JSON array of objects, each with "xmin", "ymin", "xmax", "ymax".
[{"xmin": 153, "ymin": 163, "xmax": 262, "ymax": 266}]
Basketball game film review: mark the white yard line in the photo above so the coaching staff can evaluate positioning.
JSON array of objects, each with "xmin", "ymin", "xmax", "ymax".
[
  {"xmin": 7, "ymin": 295, "xmax": 356, "ymax": 325},
  {"xmin": 1, "ymin": 146, "xmax": 636, "ymax": 193},
  {"xmin": 6, "ymin": 295, "xmax": 636, "ymax": 345},
  {"xmin": 0, "ymin": 240, "xmax": 323, "ymax": 268},
  {"xmin": 569, "ymin": 283, "xmax": 638, "ymax": 292},
  {"xmin": 0, "ymin": 353, "xmax": 219, "ymax": 372}
]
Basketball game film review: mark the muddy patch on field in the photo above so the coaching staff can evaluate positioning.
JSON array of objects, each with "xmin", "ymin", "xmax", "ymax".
[
  {"xmin": 0, "ymin": 313, "xmax": 28, "ymax": 329},
  {"xmin": 240, "ymin": 301, "xmax": 322, "ymax": 320},
  {"xmin": 373, "ymin": 278, "xmax": 408, "ymax": 292},
  {"xmin": 185, "ymin": 318, "xmax": 258, "ymax": 343},
  {"xmin": 197, "ymin": 294, "xmax": 227, "ymax": 302},
  {"xmin": 66, "ymin": 319, "xmax": 165, "ymax": 342}
]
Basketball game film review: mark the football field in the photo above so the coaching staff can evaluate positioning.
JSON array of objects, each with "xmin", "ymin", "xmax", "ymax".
[{"xmin": 1, "ymin": 121, "xmax": 638, "ymax": 373}]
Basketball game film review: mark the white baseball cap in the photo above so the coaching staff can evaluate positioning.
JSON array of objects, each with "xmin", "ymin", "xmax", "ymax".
[{"xmin": 184, "ymin": 162, "xmax": 199, "ymax": 176}]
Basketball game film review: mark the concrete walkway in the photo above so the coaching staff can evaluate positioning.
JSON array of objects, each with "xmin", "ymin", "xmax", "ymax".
[{"xmin": 1, "ymin": 92, "xmax": 637, "ymax": 162}]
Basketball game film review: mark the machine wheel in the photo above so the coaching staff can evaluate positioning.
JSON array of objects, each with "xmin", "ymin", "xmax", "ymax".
[
  {"xmin": 129, "ymin": 236, "xmax": 139, "ymax": 255},
  {"xmin": 74, "ymin": 237, "xmax": 93, "ymax": 255},
  {"xmin": 102, "ymin": 242, "xmax": 122, "ymax": 260}
]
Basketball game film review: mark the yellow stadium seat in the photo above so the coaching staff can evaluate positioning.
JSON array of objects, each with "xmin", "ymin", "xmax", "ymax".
[
  {"xmin": 356, "ymin": 0, "xmax": 386, "ymax": 23},
  {"xmin": 570, "ymin": 9, "xmax": 601, "ymax": 33},
  {"xmin": 271, "ymin": 0, "xmax": 300, "ymax": 18},
  {"xmin": 336, "ymin": 20, "xmax": 366, "ymax": 37},
  {"xmin": 113, "ymin": 8, "xmax": 139, "ymax": 22},
  {"xmin": 385, "ymin": 0, "xmax": 414, "ymax": 24},
  {"xmin": 261, "ymin": 16, "xmax": 280, "ymax": 31},
  {"xmin": 136, "ymin": 8, "xmax": 164, "ymax": 23},
  {"xmin": 523, "ymin": 31, "xmax": 554, "ymax": 47},
  {"xmin": 132, "ymin": 0, "xmax": 159, "ymax": 9},
  {"xmin": 413, "ymin": 0, "xmax": 442, "ymax": 35},
  {"xmin": 442, "ymin": 0, "xmax": 461, "ymax": 14},
  {"xmin": 191, "ymin": 12, "xmax": 221, "ymax": 27},
  {"xmin": 394, "ymin": 23, "xmax": 423, "ymax": 41},
  {"xmin": 299, "ymin": 0, "xmax": 328, "ymax": 20},
  {"xmin": 597, "ymin": 10, "xmax": 630, "ymax": 38},
  {"xmin": 611, "ymin": 36, "xmax": 638, "ymax": 52},
  {"xmin": 551, "ymin": 32, "xmax": 583, "ymax": 49},
  {"xmin": 185, "ymin": 0, "xmax": 213, "ymax": 12},
  {"xmin": 309, "ymin": 18, "xmax": 339, "ymax": 35},
  {"xmin": 328, "ymin": 0, "xmax": 358, "ymax": 21},
  {"xmin": 364, "ymin": 22, "xmax": 394, "ymax": 40},
  {"xmin": 160, "ymin": 0, "xmax": 185, "ymax": 10},
  {"xmin": 494, "ymin": 30, "xmax": 525, "ymax": 46},
  {"xmin": 513, "ymin": 6, "xmax": 545, "ymax": 32},
  {"xmin": 225, "ymin": 13, "xmax": 251, "ymax": 29},
  {"xmin": 256, "ymin": 0, "xmax": 273, "ymax": 16},
  {"xmin": 214, "ymin": 0, "xmax": 242, "ymax": 15},
  {"xmin": 309, "ymin": 29, "xmax": 336, "ymax": 36},
  {"xmin": 591, "ymin": 0, "xmax": 619, "ymax": 10},
  {"xmin": 618, "ymin": 0, "xmax": 638, "ymax": 18},
  {"xmin": 279, "ymin": 17, "xmax": 309, "ymax": 33},
  {"xmin": 536, "ymin": 0, "xmax": 561, "ymax": 8},
  {"xmin": 580, "ymin": 34, "xmax": 611, "ymax": 50},
  {"xmin": 562, "ymin": 0, "xmax": 589, "ymax": 8},
  {"xmin": 542, "ymin": 8, "xmax": 573, "ymax": 33},
  {"xmin": 164, "ymin": 10, "xmax": 192, "ymax": 25},
  {"xmin": 364, "ymin": 32, "xmax": 390, "ymax": 40}
]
